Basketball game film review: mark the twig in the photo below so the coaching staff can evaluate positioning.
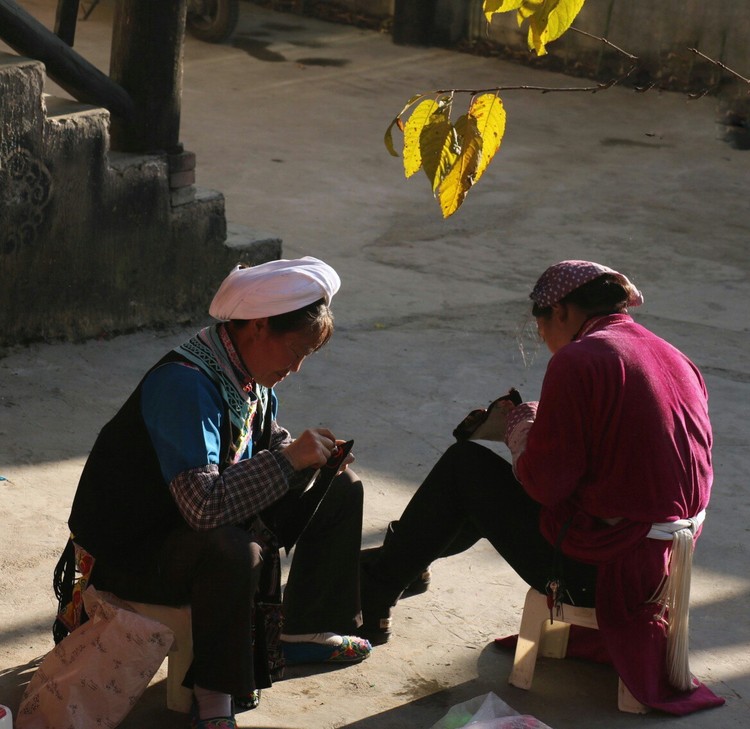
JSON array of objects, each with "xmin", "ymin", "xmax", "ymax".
[
  {"xmin": 688, "ymin": 47, "xmax": 750, "ymax": 85},
  {"xmin": 430, "ymin": 68, "xmax": 636, "ymax": 97},
  {"xmin": 569, "ymin": 26, "xmax": 639, "ymax": 62}
]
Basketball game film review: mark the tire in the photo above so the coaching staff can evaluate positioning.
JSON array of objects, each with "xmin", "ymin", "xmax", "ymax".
[{"xmin": 186, "ymin": 0, "xmax": 239, "ymax": 44}]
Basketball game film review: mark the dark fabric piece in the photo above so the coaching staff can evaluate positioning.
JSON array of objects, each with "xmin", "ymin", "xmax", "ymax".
[
  {"xmin": 90, "ymin": 525, "xmax": 266, "ymax": 695},
  {"xmin": 68, "ymin": 351, "xmax": 193, "ymax": 569},
  {"xmin": 366, "ymin": 441, "xmax": 597, "ymax": 608},
  {"xmin": 276, "ymin": 470, "xmax": 364, "ymax": 635},
  {"xmin": 52, "ymin": 538, "xmax": 77, "ymax": 644},
  {"xmin": 88, "ymin": 471, "xmax": 364, "ymax": 694}
]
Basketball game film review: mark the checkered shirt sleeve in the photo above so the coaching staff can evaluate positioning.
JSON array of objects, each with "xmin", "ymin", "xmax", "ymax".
[{"xmin": 169, "ymin": 420, "xmax": 313, "ymax": 530}]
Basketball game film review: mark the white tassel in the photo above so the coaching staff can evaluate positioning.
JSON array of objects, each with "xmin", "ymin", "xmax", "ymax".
[{"xmin": 650, "ymin": 527, "xmax": 695, "ymax": 692}]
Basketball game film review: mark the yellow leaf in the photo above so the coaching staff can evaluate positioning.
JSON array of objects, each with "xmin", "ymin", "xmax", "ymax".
[
  {"xmin": 421, "ymin": 117, "xmax": 459, "ymax": 193},
  {"xmin": 467, "ymin": 93, "xmax": 506, "ymax": 184},
  {"xmin": 398, "ymin": 93, "xmax": 427, "ymax": 118},
  {"xmin": 482, "ymin": 0, "xmax": 523, "ymax": 24},
  {"xmin": 384, "ymin": 94, "xmax": 426, "ymax": 159},
  {"xmin": 526, "ymin": 0, "xmax": 586, "ymax": 55},
  {"xmin": 436, "ymin": 121, "xmax": 482, "ymax": 218},
  {"xmin": 384, "ymin": 118, "xmax": 400, "ymax": 157},
  {"xmin": 485, "ymin": 0, "xmax": 586, "ymax": 56},
  {"xmin": 403, "ymin": 99, "xmax": 444, "ymax": 178},
  {"xmin": 542, "ymin": 0, "xmax": 586, "ymax": 42}
]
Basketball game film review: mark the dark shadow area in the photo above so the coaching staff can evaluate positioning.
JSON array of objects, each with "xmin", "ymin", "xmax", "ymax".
[
  {"xmin": 288, "ymin": 39, "xmax": 326, "ymax": 49},
  {"xmin": 0, "ymin": 615, "xmax": 56, "ymax": 650},
  {"xmin": 599, "ymin": 137, "xmax": 674, "ymax": 149},
  {"xmin": 295, "ymin": 57, "xmax": 349, "ymax": 67},
  {"xmin": 334, "ymin": 641, "xmax": 701, "ymax": 728},
  {"xmin": 232, "ymin": 35, "xmax": 287, "ymax": 62},
  {"xmin": 335, "ymin": 680, "xmax": 498, "ymax": 729},
  {"xmin": 0, "ymin": 655, "xmax": 43, "ymax": 716},
  {"xmin": 3, "ymin": 619, "xmax": 741, "ymax": 728}
]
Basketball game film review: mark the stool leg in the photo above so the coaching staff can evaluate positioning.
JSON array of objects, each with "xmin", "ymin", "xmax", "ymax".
[
  {"xmin": 618, "ymin": 679, "xmax": 649, "ymax": 714},
  {"xmin": 539, "ymin": 619, "xmax": 571, "ymax": 659},
  {"xmin": 508, "ymin": 589, "xmax": 650, "ymax": 713},
  {"xmin": 126, "ymin": 602, "xmax": 194, "ymax": 713},
  {"xmin": 165, "ymin": 609, "xmax": 194, "ymax": 713},
  {"xmin": 509, "ymin": 589, "xmax": 550, "ymax": 689}
]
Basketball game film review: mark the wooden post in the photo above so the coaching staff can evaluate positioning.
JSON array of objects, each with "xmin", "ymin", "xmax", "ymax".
[
  {"xmin": 109, "ymin": 0, "xmax": 187, "ymax": 153},
  {"xmin": 54, "ymin": 0, "xmax": 81, "ymax": 46}
]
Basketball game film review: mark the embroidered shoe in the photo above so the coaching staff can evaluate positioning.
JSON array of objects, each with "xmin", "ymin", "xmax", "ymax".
[
  {"xmin": 281, "ymin": 635, "xmax": 372, "ymax": 665},
  {"xmin": 190, "ymin": 698, "xmax": 236, "ymax": 729},
  {"xmin": 191, "ymin": 719, "xmax": 236, "ymax": 729}
]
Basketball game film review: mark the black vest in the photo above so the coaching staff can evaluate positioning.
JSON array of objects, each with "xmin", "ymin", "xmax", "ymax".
[{"xmin": 68, "ymin": 351, "xmax": 272, "ymax": 568}]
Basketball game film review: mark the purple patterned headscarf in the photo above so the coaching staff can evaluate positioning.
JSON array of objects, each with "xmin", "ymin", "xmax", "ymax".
[{"xmin": 529, "ymin": 260, "xmax": 644, "ymax": 308}]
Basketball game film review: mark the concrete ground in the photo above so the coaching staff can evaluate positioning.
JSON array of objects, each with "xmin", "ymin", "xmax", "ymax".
[{"xmin": 1, "ymin": 2, "xmax": 748, "ymax": 727}]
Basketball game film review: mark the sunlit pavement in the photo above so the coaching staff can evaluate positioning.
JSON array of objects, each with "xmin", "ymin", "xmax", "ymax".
[{"xmin": 1, "ymin": 2, "xmax": 748, "ymax": 727}]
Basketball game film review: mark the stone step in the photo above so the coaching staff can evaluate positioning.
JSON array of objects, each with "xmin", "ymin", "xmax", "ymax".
[
  {"xmin": 43, "ymin": 93, "xmax": 108, "ymax": 121},
  {"xmin": 0, "ymin": 52, "xmax": 46, "ymax": 136},
  {"xmin": 0, "ymin": 46, "xmax": 281, "ymax": 347},
  {"xmin": 226, "ymin": 222, "xmax": 283, "ymax": 257}
]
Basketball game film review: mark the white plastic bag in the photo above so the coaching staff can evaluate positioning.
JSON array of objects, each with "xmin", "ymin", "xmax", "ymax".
[
  {"xmin": 16, "ymin": 586, "xmax": 174, "ymax": 729},
  {"xmin": 428, "ymin": 692, "xmax": 554, "ymax": 729}
]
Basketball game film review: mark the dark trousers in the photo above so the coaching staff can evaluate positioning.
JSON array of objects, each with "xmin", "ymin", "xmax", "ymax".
[
  {"xmin": 90, "ymin": 470, "xmax": 364, "ymax": 696},
  {"xmin": 368, "ymin": 441, "xmax": 597, "ymax": 608}
]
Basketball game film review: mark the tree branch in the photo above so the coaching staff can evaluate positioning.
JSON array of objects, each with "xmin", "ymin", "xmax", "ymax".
[
  {"xmin": 688, "ymin": 47, "xmax": 750, "ymax": 86},
  {"xmin": 569, "ymin": 26, "xmax": 639, "ymax": 62}
]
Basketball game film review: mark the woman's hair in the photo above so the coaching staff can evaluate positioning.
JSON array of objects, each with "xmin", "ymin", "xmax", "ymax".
[
  {"xmin": 231, "ymin": 298, "xmax": 334, "ymax": 348},
  {"xmin": 532, "ymin": 274, "xmax": 631, "ymax": 318}
]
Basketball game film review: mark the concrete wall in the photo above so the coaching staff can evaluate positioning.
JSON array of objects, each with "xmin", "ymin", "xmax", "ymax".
[
  {"xmin": 327, "ymin": 0, "xmax": 750, "ymax": 144},
  {"xmin": 474, "ymin": 0, "xmax": 750, "ymax": 90},
  {"xmin": 327, "ymin": 0, "xmax": 749, "ymax": 91}
]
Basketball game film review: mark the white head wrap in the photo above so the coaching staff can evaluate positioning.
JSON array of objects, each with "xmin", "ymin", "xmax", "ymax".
[{"xmin": 209, "ymin": 256, "xmax": 341, "ymax": 321}]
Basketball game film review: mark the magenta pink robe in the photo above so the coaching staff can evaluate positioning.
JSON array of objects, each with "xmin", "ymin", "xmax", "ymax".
[{"xmin": 515, "ymin": 314, "xmax": 724, "ymax": 714}]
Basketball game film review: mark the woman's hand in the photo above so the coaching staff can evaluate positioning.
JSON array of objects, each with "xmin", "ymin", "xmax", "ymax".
[
  {"xmin": 470, "ymin": 399, "xmax": 515, "ymax": 442},
  {"xmin": 281, "ymin": 428, "xmax": 336, "ymax": 471}
]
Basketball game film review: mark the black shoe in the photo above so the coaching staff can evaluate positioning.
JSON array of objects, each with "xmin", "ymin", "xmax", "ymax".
[
  {"xmin": 361, "ymin": 520, "xmax": 432, "ymax": 596},
  {"xmin": 359, "ymin": 612, "xmax": 393, "ymax": 646},
  {"xmin": 359, "ymin": 561, "xmax": 402, "ymax": 645},
  {"xmin": 404, "ymin": 566, "xmax": 431, "ymax": 596}
]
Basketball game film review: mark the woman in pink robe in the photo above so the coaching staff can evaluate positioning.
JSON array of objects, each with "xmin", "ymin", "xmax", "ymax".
[{"xmin": 361, "ymin": 260, "xmax": 724, "ymax": 715}]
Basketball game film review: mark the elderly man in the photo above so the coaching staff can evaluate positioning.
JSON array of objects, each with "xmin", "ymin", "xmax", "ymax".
[{"xmin": 55, "ymin": 257, "xmax": 370, "ymax": 729}]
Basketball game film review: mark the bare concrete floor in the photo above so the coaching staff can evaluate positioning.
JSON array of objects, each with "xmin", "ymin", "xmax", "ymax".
[{"xmin": 1, "ymin": 2, "xmax": 748, "ymax": 727}]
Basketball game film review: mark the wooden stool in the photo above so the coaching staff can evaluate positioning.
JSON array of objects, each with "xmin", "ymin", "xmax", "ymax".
[
  {"xmin": 508, "ymin": 587, "xmax": 648, "ymax": 714},
  {"xmin": 127, "ymin": 601, "xmax": 194, "ymax": 713}
]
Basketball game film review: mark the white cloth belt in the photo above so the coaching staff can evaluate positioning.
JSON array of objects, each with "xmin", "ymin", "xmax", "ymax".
[
  {"xmin": 647, "ymin": 509, "xmax": 706, "ymax": 541},
  {"xmin": 646, "ymin": 508, "xmax": 707, "ymax": 692}
]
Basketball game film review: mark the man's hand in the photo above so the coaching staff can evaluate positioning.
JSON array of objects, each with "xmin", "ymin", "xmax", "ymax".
[
  {"xmin": 281, "ymin": 428, "xmax": 336, "ymax": 471},
  {"xmin": 331, "ymin": 439, "xmax": 355, "ymax": 474}
]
